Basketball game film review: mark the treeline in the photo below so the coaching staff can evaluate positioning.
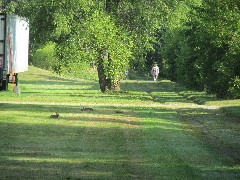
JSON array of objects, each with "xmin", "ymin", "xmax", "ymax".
[
  {"xmin": 161, "ymin": 0, "xmax": 240, "ymax": 99},
  {"xmin": 2, "ymin": 0, "xmax": 240, "ymax": 98}
]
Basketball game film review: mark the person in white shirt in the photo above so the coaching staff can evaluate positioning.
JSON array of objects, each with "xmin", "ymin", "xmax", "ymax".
[{"xmin": 151, "ymin": 62, "xmax": 159, "ymax": 81}]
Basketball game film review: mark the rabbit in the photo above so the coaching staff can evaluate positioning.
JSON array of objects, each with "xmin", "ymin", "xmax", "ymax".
[
  {"xmin": 50, "ymin": 112, "xmax": 59, "ymax": 119},
  {"xmin": 81, "ymin": 107, "xmax": 94, "ymax": 111}
]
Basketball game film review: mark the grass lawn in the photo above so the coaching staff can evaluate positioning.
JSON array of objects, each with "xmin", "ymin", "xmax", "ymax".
[{"xmin": 0, "ymin": 66, "xmax": 240, "ymax": 179}]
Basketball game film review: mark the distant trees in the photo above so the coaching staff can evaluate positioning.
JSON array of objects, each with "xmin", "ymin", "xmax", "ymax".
[{"xmin": 162, "ymin": 0, "xmax": 240, "ymax": 98}]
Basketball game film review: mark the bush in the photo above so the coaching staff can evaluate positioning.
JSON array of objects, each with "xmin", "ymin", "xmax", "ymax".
[
  {"xmin": 229, "ymin": 76, "xmax": 240, "ymax": 99},
  {"xmin": 31, "ymin": 42, "xmax": 56, "ymax": 70},
  {"xmin": 31, "ymin": 42, "xmax": 98, "ymax": 80}
]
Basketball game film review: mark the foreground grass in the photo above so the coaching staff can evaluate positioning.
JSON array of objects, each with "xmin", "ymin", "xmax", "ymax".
[{"xmin": 0, "ymin": 66, "xmax": 240, "ymax": 179}]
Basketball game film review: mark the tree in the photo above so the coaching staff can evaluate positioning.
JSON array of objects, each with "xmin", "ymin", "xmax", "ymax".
[
  {"xmin": 16, "ymin": 0, "xmax": 132, "ymax": 92},
  {"xmin": 15, "ymin": 0, "xmax": 169, "ymax": 92},
  {"xmin": 162, "ymin": 0, "xmax": 240, "ymax": 98}
]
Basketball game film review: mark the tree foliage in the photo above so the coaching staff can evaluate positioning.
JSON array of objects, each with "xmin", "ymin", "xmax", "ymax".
[
  {"xmin": 13, "ymin": 0, "xmax": 168, "ymax": 92},
  {"xmin": 15, "ymin": 0, "xmax": 133, "ymax": 92},
  {"xmin": 162, "ymin": 0, "xmax": 240, "ymax": 98}
]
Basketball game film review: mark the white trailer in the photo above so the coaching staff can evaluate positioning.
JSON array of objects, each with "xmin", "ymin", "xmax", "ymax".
[{"xmin": 0, "ymin": 13, "xmax": 29, "ymax": 91}]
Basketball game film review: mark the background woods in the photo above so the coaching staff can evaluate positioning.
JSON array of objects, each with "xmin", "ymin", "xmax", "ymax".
[{"xmin": 2, "ymin": 0, "xmax": 240, "ymax": 98}]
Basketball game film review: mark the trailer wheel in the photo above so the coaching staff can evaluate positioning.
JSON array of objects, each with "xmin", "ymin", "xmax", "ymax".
[
  {"xmin": 2, "ymin": 75, "xmax": 9, "ymax": 91},
  {"xmin": 2, "ymin": 80, "xmax": 8, "ymax": 91}
]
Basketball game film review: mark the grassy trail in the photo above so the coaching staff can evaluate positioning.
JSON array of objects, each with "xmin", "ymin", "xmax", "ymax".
[{"xmin": 0, "ymin": 67, "xmax": 239, "ymax": 179}]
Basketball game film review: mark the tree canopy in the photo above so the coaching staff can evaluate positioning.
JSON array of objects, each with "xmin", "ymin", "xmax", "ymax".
[{"xmin": 11, "ymin": 0, "xmax": 167, "ymax": 92}]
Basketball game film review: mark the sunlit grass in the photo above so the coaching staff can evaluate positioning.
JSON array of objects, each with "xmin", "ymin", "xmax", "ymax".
[{"xmin": 0, "ymin": 66, "xmax": 240, "ymax": 179}]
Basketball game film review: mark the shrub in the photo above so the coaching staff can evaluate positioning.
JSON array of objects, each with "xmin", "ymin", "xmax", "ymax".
[
  {"xmin": 31, "ymin": 42, "xmax": 56, "ymax": 70},
  {"xmin": 229, "ymin": 76, "xmax": 240, "ymax": 99}
]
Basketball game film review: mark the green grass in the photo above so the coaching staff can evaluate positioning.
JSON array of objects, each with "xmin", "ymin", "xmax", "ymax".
[{"xmin": 0, "ymin": 66, "xmax": 240, "ymax": 179}]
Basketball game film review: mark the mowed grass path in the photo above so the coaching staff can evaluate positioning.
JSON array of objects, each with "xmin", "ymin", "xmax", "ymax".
[{"xmin": 0, "ymin": 67, "xmax": 239, "ymax": 179}]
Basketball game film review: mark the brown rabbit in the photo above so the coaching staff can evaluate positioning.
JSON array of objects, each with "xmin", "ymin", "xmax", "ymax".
[
  {"xmin": 81, "ymin": 107, "xmax": 94, "ymax": 111},
  {"xmin": 50, "ymin": 112, "xmax": 59, "ymax": 119}
]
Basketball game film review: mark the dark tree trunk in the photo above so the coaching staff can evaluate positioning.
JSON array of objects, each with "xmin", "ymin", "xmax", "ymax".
[
  {"xmin": 97, "ymin": 50, "xmax": 121, "ymax": 93},
  {"xmin": 97, "ymin": 55, "xmax": 111, "ymax": 93}
]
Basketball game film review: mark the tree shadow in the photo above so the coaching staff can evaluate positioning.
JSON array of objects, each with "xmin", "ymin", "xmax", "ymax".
[
  {"xmin": 122, "ymin": 80, "xmax": 184, "ymax": 92},
  {"xmin": 0, "ymin": 102, "xmax": 191, "ymax": 179},
  {"xmin": 176, "ymin": 107, "xmax": 240, "ymax": 164},
  {"xmin": 0, "ymin": 102, "xmax": 239, "ymax": 179},
  {"xmin": 120, "ymin": 80, "xmax": 191, "ymax": 104},
  {"xmin": 220, "ymin": 106, "xmax": 240, "ymax": 122},
  {"xmin": 20, "ymin": 80, "xmax": 100, "ymax": 90},
  {"xmin": 1, "ymin": 75, "xmax": 239, "ymax": 178},
  {"xmin": 0, "ymin": 103, "xmax": 182, "ymax": 129}
]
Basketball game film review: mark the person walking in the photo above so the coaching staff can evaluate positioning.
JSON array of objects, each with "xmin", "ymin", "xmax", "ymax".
[{"xmin": 151, "ymin": 62, "xmax": 159, "ymax": 81}]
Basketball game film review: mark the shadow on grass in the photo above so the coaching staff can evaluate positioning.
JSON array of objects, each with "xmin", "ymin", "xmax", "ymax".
[
  {"xmin": 1, "ymin": 117, "xmax": 239, "ymax": 179},
  {"xmin": 0, "ymin": 103, "xmax": 179, "ymax": 128},
  {"xmin": 178, "ymin": 91, "xmax": 217, "ymax": 105},
  {"xmin": 121, "ymin": 80, "xmax": 184, "ymax": 93},
  {"xmin": 1, "ymin": 76, "xmax": 239, "ymax": 178},
  {"xmin": 19, "ymin": 80, "xmax": 191, "ymax": 104},
  {"xmin": 0, "ymin": 102, "xmax": 194, "ymax": 179},
  {"xmin": 0, "ymin": 128, "xmax": 203, "ymax": 180},
  {"xmin": 177, "ymin": 107, "xmax": 240, "ymax": 164},
  {"xmin": 20, "ymin": 75, "xmax": 100, "ymax": 91},
  {"xmin": 1, "ymin": 102, "xmax": 239, "ymax": 178},
  {"xmin": 19, "ymin": 76, "xmax": 215, "ymax": 105},
  {"xmin": 220, "ymin": 106, "xmax": 240, "ymax": 121}
]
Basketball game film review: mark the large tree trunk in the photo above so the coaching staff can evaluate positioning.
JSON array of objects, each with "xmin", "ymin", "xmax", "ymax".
[
  {"xmin": 97, "ymin": 50, "xmax": 121, "ymax": 93},
  {"xmin": 97, "ymin": 56, "xmax": 111, "ymax": 93}
]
